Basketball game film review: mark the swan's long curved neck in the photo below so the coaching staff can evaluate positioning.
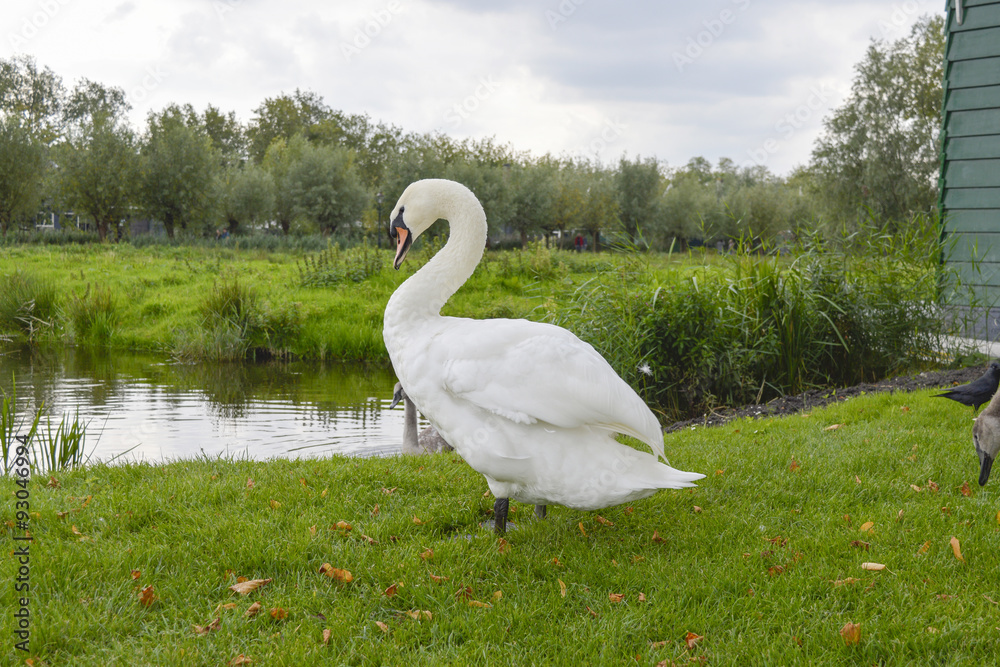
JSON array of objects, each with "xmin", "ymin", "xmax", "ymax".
[{"xmin": 385, "ymin": 191, "xmax": 487, "ymax": 329}]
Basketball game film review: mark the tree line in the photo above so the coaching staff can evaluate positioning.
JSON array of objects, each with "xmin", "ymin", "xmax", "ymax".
[{"xmin": 0, "ymin": 15, "xmax": 943, "ymax": 246}]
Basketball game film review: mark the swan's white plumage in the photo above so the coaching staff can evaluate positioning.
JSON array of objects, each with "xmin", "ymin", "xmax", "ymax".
[{"xmin": 383, "ymin": 179, "xmax": 703, "ymax": 513}]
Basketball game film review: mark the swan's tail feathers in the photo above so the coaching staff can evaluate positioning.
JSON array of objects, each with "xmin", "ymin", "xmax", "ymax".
[{"xmin": 655, "ymin": 465, "xmax": 705, "ymax": 489}]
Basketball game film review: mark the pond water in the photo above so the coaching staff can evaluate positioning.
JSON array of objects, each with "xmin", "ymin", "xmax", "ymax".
[{"xmin": 0, "ymin": 348, "xmax": 416, "ymax": 464}]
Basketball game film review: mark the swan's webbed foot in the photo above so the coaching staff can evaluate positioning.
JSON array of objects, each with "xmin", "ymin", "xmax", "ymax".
[
  {"xmin": 534, "ymin": 504, "xmax": 547, "ymax": 519},
  {"xmin": 493, "ymin": 497, "xmax": 509, "ymax": 535}
]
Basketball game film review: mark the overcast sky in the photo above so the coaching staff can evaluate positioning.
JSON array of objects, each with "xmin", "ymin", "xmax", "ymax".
[{"xmin": 4, "ymin": 0, "xmax": 942, "ymax": 175}]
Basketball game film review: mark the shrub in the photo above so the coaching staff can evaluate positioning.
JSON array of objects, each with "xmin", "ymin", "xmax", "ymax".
[
  {"xmin": 0, "ymin": 271, "xmax": 59, "ymax": 343},
  {"xmin": 67, "ymin": 284, "xmax": 119, "ymax": 346}
]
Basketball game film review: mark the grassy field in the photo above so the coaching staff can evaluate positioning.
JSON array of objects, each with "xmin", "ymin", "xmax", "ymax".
[
  {"xmin": 0, "ymin": 242, "xmax": 625, "ymax": 361},
  {"xmin": 3, "ymin": 387, "xmax": 998, "ymax": 665}
]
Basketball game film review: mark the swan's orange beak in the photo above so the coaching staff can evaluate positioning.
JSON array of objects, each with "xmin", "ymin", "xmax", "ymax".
[{"xmin": 393, "ymin": 227, "xmax": 410, "ymax": 269}]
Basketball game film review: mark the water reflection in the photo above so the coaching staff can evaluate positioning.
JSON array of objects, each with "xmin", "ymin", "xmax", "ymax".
[{"xmin": 0, "ymin": 347, "xmax": 411, "ymax": 463}]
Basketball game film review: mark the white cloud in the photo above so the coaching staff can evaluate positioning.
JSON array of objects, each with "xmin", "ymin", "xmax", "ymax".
[{"xmin": 2, "ymin": 0, "xmax": 943, "ymax": 174}]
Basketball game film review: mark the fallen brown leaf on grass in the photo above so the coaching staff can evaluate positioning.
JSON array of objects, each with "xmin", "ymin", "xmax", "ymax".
[
  {"xmin": 229, "ymin": 578, "xmax": 272, "ymax": 595},
  {"xmin": 493, "ymin": 590, "xmax": 502, "ymax": 601},
  {"xmin": 308, "ymin": 525, "xmax": 317, "ymax": 537},
  {"xmin": 321, "ymin": 628, "xmax": 331, "ymax": 645},
  {"xmin": 361, "ymin": 534, "xmax": 378, "ymax": 545},
  {"xmin": 332, "ymin": 521, "xmax": 352, "ymax": 532},
  {"xmin": 927, "ymin": 479, "xmax": 939, "ymax": 492},
  {"xmin": 371, "ymin": 504, "xmax": 380, "ymax": 517},
  {"xmin": 789, "ymin": 458, "xmax": 801, "ymax": 472},
  {"xmin": 375, "ymin": 621, "xmax": 389, "ymax": 633},
  {"xmin": 228, "ymin": 654, "xmax": 252, "ymax": 666},
  {"xmin": 961, "ymin": 481, "xmax": 972, "ymax": 497},
  {"xmin": 455, "ymin": 586, "xmax": 473, "ymax": 600},
  {"xmin": 824, "ymin": 424, "xmax": 844, "ymax": 431},
  {"xmin": 138, "ymin": 585, "xmax": 157, "ymax": 607},
  {"xmin": 638, "ymin": 592, "xmax": 647, "ymax": 602},
  {"xmin": 578, "ymin": 522, "xmax": 587, "ymax": 537},
  {"xmin": 919, "ymin": 541, "xmax": 930, "ymax": 554},
  {"xmin": 950, "ymin": 536, "xmax": 964, "ymax": 562},
  {"xmin": 429, "ymin": 574, "xmax": 450, "ymax": 583},
  {"xmin": 652, "ymin": 530, "xmax": 665, "ymax": 544},
  {"xmin": 860, "ymin": 562, "xmax": 885, "ymax": 571},
  {"xmin": 193, "ymin": 617, "xmax": 221, "ymax": 635},
  {"xmin": 216, "ymin": 602, "xmax": 237, "ymax": 612},
  {"xmin": 595, "ymin": 515, "xmax": 614, "ymax": 526},
  {"xmin": 299, "ymin": 477, "xmax": 307, "ymax": 487},
  {"xmin": 246, "ymin": 478, "xmax": 254, "ymax": 489},
  {"xmin": 693, "ymin": 506, "xmax": 702, "ymax": 513},
  {"xmin": 130, "ymin": 570, "xmax": 141, "ymax": 580},
  {"xmin": 384, "ymin": 583, "xmax": 399, "ymax": 597},
  {"xmin": 497, "ymin": 538, "xmax": 510, "ymax": 553},
  {"xmin": 404, "ymin": 610, "xmax": 432, "ymax": 621},
  {"xmin": 840, "ymin": 622, "xmax": 861, "ymax": 645},
  {"xmin": 419, "ymin": 548, "xmax": 433, "ymax": 560},
  {"xmin": 684, "ymin": 632, "xmax": 704, "ymax": 650},
  {"xmin": 245, "ymin": 601, "xmax": 261, "ymax": 618},
  {"xmin": 850, "ymin": 540, "xmax": 870, "ymax": 550},
  {"xmin": 318, "ymin": 564, "xmax": 352, "ymax": 583},
  {"xmin": 269, "ymin": 607, "xmax": 287, "ymax": 620},
  {"xmin": 468, "ymin": 600, "xmax": 492, "ymax": 608},
  {"xmin": 412, "ymin": 515, "xmax": 425, "ymax": 525},
  {"xmin": 609, "ymin": 593, "xmax": 624, "ymax": 603},
  {"xmin": 855, "ymin": 475, "xmax": 862, "ymax": 485},
  {"xmin": 268, "ymin": 500, "xmax": 281, "ymax": 509},
  {"xmin": 558, "ymin": 579, "xmax": 567, "ymax": 598},
  {"xmin": 859, "ymin": 521, "xmax": 874, "ymax": 533},
  {"xmin": 382, "ymin": 487, "xmax": 397, "ymax": 495},
  {"xmin": 586, "ymin": 606, "xmax": 598, "ymax": 618}
]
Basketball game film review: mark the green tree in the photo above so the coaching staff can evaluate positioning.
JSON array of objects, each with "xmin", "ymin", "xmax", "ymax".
[
  {"xmin": 218, "ymin": 162, "xmax": 275, "ymax": 235},
  {"xmin": 810, "ymin": 14, "xmax": 944, "ymax": 227},
  {"xmin": 57, "ymin": 115, "xmax": 139, "ymax": 241},
  {"xmin": 140, "ymin": 111, "xmax": 220, "ymax": 237},
  {"xmin": 56, "ymin": 80, "xmax": 138, "ymax": 241},
  {"xmin": 580, "ymin": 167, "xmax": 620, "ymax": 252},
  {"xmin": 286, "ymin": 140, "xmax": 367, "ymax": 236},
  {"xmin": 508, "ymin": 162, "xmax": 558, "ymax": 247},
  {"xmin": 0, "ymin": 117, "xmax": 47, "ymax": 236},
  {"xmin": 0, "ymin": 55, "xmax": 64, "ymax": 141},
  {"xmin": 247, "ymin": 89, "xmax": 329, "ymax": 162},
  {"xmin": 261, "ymin": 135, "xmax": 308, "ymax": 235},
  {"xmin": 616, "ymin": 155, "xmax": 664, "ymax": 246}
]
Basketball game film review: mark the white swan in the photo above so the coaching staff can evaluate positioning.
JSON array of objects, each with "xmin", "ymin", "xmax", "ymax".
[
  {"xmin": 382, "ymin": 179, "xmax": 704, "ymax": 533},
  {"xmin": 390, "ymin": 382, "xmax": 454, "ymax": 454}
]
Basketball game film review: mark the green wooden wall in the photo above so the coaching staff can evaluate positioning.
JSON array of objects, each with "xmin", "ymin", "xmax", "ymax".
[{"xmin": 940, "ymin": 0, "xmax": 1000, "ymax": 319}]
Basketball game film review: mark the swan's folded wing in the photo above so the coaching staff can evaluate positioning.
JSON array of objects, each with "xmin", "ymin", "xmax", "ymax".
[{"xmin": 439, "ymin": 319, "xmax": 665, "ymax": 458}]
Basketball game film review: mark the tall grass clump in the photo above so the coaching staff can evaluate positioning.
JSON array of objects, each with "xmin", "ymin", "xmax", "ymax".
[
  {"xmin": 560, "ymin": 217, "xmax": 968, "ymax": 421},
  {"xmin": 0, "ymin": 270, "xmax": 59, "ymax": 343},
  {"xmin": 1, "ymin": 378, "xmax": 89, "ymax": 474},
  {"xmin": 67, "ymin": 284, "xmax": 120, "ymax": 346},
  {"xmin": 297, "ymin": 242, "xmax": 384, "ymax": 286},
  {"xmin": 173, "ymin": 275, "xmax": 302, "ymax": 361}
]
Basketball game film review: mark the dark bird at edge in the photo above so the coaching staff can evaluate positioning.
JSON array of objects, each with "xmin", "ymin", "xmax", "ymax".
[{"xmin": 933, "ymin": 361, "xmax": 1000, "ymax": 412}]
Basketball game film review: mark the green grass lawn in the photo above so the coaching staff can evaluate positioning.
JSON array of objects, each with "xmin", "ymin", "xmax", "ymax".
[{"xmin": 3, "ymin": 387, "xmax": 998, "ymax": 665}]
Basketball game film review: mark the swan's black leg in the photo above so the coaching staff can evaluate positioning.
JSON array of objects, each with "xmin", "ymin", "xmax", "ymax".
[
  {"xmin": 494, "ymin": 497, "xmax": 509, "ymax": 535},
  {"xmin": 534, "ymin": 504, "xmax": 547, "ymax": 519}
]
